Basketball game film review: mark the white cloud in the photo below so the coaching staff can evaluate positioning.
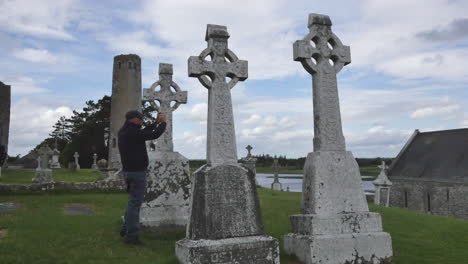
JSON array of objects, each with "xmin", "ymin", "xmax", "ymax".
[
  {"xmin": 9, "ymin": 98, "xmax": 73, "ymax": 155},
  {"xmin": 2, "ymin": 76, "xmax": 49, "ymax": 95},
  {"xmin": 13, "ymin": 48, "xmax": 58, "ymax": 64},
  {"xmin": 0, "ymin": 0, "xmax": 79, "ymax": 40},
  {"xmin": 410, "ymin": 104, "xmax": 462, "ymax": 119}
]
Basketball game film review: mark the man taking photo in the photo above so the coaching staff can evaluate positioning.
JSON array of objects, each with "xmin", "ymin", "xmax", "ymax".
[{"xmin": 118, "ymin": 110, "xmax": 167, "ymax": 245}]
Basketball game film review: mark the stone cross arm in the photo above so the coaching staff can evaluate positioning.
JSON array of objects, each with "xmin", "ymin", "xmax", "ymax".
[{"xmin": 188, "ymin": 56, "xmax": 248, "ymax": 81}]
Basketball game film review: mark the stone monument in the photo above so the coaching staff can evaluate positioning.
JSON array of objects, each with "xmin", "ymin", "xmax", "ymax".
[
  {"xmin": 73, "ymin": 152, "xmax": 80, "ymax": 170},
  {"xmin": 271, "ymin": 159, "xmax": 282, "ymax": 191},
  {"xmin": 108, "ymin": 54, "xmax": 142, "ymax": 171},
  {"xmin": 50, "ymin": 147, "xmax": 61, "ymax": 169},
  {"xmin": 0, "ymin": 81, "xmax": 11, "ymax": 172},
  {"xmin": 241, "ymin": 145, "xmax": 258, "ymax": 184},
  {"xmin": 140, "ymin": 63, "xmax": 191, "ymax": 231},
  {"xmin": 91, "ymin": 153, "xmax": 98, "ymax": 169},
  {"xmin": 373, "ymin": 161, "xmax": 392, "ymax": 207},
  {"xmin": 32, "ymin": 145, "xmax": 54, "ymax": 183},
  {"xmin": 176, "ymin": 24, "xmax": 279, "ymax": 264},
  {"xmin": 283, "ymin": 14, "xmax": 393, "ymax": 264}
]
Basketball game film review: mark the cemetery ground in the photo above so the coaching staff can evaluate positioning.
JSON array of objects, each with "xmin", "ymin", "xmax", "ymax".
[
  {"xmin": 0, "ymin": 188, "xmax": 467, "ymax": 264},
  {"xmin": 0, "ymin": 168, "xmax": 100, "ymax": 184}
]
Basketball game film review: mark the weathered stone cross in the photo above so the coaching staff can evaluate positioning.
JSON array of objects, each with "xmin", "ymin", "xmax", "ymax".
[
  {"xmin": 37, "ymin": 145, "xmax": 53, "ymax": 169},
  {"xmin": 188, "ymin": 24, "xmax": 248, "ymax": 165},
  {"xmin": 378, "ymin": 161, "xmax": 389, "ymax": 171},
  {"xmin": 293, "ymin": 14, "xmax": 351, "ymax": 151},
  {"xmin": 143, "ymin": 63, "xmax": 187, "ymax": 152},
  {"xmin": 246, "ymin": 145, "xmax": 253, "ymax": 157},
  {"xmin": 273, "ymin": 159, "xmax": 280, "ymax": 183}
]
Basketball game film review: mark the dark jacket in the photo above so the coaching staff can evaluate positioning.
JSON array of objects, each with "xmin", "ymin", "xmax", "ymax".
[{"xmin": 118, "ymin": 122, "xmax": 166, "ymax": 172}]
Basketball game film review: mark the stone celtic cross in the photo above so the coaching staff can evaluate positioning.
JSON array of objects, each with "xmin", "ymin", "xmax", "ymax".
[
  {"xmin": 378, "ymin": 161, "xmax": 389, "ymax": 171},
  {"xmin": 37, "ymin": 145, "xmax": 53, "ymax": 169},
  {"xmin": 143, "ymin": 63, "xmax": 187, "ymax": 152},
  {"xmin": 188, "ymin": 24, "xmax": 248, "ymax": 165},
  {"xmin": 293, "ymin": 13, "xmax": 351, "ymax": 152},
  {"xmin": 246, "ymin": 145, "xmax": 253, "ymax": 157}
]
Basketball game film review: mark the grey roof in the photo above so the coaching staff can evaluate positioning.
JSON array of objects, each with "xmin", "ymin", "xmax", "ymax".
[{"xmin": 388, "ymin": 128, "xmax": 468, "ymax": 180}]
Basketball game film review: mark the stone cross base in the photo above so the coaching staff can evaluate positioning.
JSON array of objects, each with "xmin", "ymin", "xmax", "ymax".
[
  {"xmin": 91, "ymin": 164, "xmax": 98, "ymax": 170},
  {"xmin": 284, "ymin": 151, "xmax": 393, "ymax": 263},
  {"xmin": 32, "ymin": 169, "xmax": 54, "ymax": 184},
  {"xmin": 271, "ymin": 182, "xmax": 282, "ymax": 191},
  {"xmin": 50, "ymin": 163, "xmax": 61, "ymax": 169},
  {"xmin": 176, "ymin": 235, "xmax": 280, "ymax": 264},
  {"xmin": 187, "ymin": 164, "xmax": 264, "ymax": 239},
  {"xmin": 140, "ymin": 151, "xmax": 191, "ymax": 231},
  {"xmin": 284, "ymin": 232, "xmax": 392, "ymax": 264}
]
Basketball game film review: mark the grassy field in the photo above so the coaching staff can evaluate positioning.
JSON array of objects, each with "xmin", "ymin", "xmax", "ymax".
[
  {"xmin": 1, "ymin": 188, "xmax": 468, "ymax": 263},
  {"xmin": 0, "ymin": 168, "xmax": 100, "ymax": 184}
]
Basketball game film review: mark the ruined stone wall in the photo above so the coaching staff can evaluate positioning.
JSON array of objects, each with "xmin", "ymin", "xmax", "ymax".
[
  {"xmin": 0, "ymin": 82, "xmax": 11, "ymax": 162},
  {"xmin": 108, "ymin": 54, "xmax": 142, "ymax": 169},
  {"xmin": 389, "ymin": 178, "xmax": 468, "ymax": 220}
]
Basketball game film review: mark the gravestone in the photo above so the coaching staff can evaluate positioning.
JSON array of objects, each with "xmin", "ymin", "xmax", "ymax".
[
  {"xmin": 73, "ymin": 152, "xmax": 80, "ymax": 170},
  {"xmin": 373, "ymin": 161, "xmax": 392, "ymax": 207},
  {"xmin": 283, "ymin": 14, "xmax": 393, "ymax": 264},
  {"xmin": 50, "ymin": 148, "xmax": 61, "ymax": 168},
  {"xmin": 140, "ymin": 63, "xmax": 191, "ymax": 231},
  {"xmin": 271, "ymin": 159, "xmax": 282, "ymax": 191},
  {"xmin": 0, "ymin": 202, "xmax": 21, "ymax": 213},
  {"xmin": 0, "ymin": 82, "xmax": 11, "ymax": 178},
  {"xmin": 63, "ymin": 204, "xmax": 94, "ymax": 215},
  {"xmin": 176, "ymin": 24, "xmax": 279, "ymax": 264},
  {"xmin": 32, "ymin": 145, "xmax": 54, "ymax": 183},
  {"xmin": 91, "ymin": 153, "xmax": 98, "ymax": 169},
  {"xmin": 241, "ymin": 145, "xmax": 258, "ymax": 184}
]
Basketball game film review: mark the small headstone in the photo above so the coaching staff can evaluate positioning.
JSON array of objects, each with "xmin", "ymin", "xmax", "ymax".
[
  {"xmin": 0, "ymin": 202, "xmax": 21, "ymax": 213},
  {"xmin": 240, "ymin": 145, "xmax": 258, "ymax": 184},
  {"xmin": 73, "ymin": 152, "xmax": 80, "ymax": 170},
  {"xmin": 176, "ymin": 24, "xmax": 279, "ymax": 264},
  {"xmin": 91, "ymin": 153, "xmax": 98, "ymax": 169},
  {"xmin": 373, "ymin": 161, "xmax": 393, "ymax": 207},
  {"xmin": 271, "ymin": 159, "xmax": 282, "ymax": 191},
  {"xmin": 50, "ymin": 148, "xmax": 61, "ymax": 168},
  {"xmin": 284, "ymin": 13, "xmax": 393, "ymax": 264},
  {"xmin": 63, "ymin": 204, "xmax": 94, "ymax": 215}
]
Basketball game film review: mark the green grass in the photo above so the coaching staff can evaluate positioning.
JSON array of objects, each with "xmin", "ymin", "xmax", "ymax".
[
  {"xmin": 1, "ymin": 188, "xmax": 468, "ymax": 263},
  {"xmin": 0, "ymin": 168, "xmax": 100, "ymax": 184}
]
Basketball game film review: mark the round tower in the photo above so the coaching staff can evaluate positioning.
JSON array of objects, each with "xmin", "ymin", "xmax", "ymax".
[
  {"xmin": 0, "ymin": 81, "xmax": 11, "ymax": 167},
  {"xmin": 108, "ymin": 54, "xmax": 142, "ymax": 169}
]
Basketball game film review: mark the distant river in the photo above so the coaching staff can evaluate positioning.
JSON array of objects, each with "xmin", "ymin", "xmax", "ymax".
[{"xmin": 256, "ymin": 173, "xmax": 376, "ymax": 193}]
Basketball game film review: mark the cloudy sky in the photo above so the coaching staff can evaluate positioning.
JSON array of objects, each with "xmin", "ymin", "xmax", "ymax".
[{"xmin": 1, "ymin": 0, "xmax": 468, "ymax": 159}]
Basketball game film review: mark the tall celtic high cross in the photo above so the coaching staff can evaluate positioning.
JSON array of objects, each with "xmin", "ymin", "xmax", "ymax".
[
  {"xmin": 143, "ymin": 63, "xmax": 187, "ymax": 152},
  {"xmin": 293, "ymin": 14, "xmax": 351, "ymax": 151},
  {"xmin": 188, "ymin": 24, "xmax": 248, "ymax": 165}
]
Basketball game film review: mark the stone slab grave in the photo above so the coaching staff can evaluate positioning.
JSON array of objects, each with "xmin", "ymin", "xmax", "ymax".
[
  {"xmin": 140, "ymin": 63, "xmax": 191, "ymax": 231},
  {"xmin": 63, "ymin": 204, "xmax": 94, "ymax": 215},
  {"xmin": 176, "ymin": 24, "xmax": 279, "ymax": 264},
  {"xmin": 283, "ymin": 14, "xmax": 393, "ymax": 264},
  {"xmin": 271, "ymin": 159, "xmax": 282, "ymax": 191},
  {"xmin": 0, "ymin": 202, "xmax": 21, "ymax": 213}
]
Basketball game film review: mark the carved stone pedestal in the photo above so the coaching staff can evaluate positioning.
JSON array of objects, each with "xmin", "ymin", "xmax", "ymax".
[{"xmin": 140, "ymin": 151, "xmax": 191, "ymax": 231}]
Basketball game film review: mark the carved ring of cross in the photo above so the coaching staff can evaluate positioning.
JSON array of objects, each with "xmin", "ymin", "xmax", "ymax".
[
  {"xmin": 196, "ymin": 47, "xmax": 241, "ymax": 90},
  {"xmin": 301, "ymin": 30, "xmax": 349, "ymax": 74},
  {"xmin": 147, "ymin": 80, "xmax": 185, "ymax": 112}
]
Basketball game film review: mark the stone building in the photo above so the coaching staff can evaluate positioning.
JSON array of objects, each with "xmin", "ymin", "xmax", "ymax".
[
  {"xmin": 388, "ymin": 128, "xmax": 468, "ymax": 220},
  {"xmin": 108, "ymin": 54, "xmax": 142, "ymax": 170},
  {"xmin": 0, "ymin": 81, "xmax": 11, "ymax": 167}
]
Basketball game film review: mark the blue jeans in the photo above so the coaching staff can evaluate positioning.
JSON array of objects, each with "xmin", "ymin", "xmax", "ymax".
[{"xmin": 121, "ymin": 171, "xmax": 147, "ymax": 241}]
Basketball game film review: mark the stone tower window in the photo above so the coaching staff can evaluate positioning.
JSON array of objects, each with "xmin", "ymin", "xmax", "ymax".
[
  {"xmin": 118, "ymin": 62, "xmax": 121, "ymax": 69},
  {"xmin": 427, "ymin": 193, "xmax": 431, "ymax": 212},
  {"xmin": 112, "ymin": 138, "xmax": 116, "ymax": 148},
  {"xmin": 128, "ymin": 62, "xmax": 132, "ymax": 69},
  {"xmin": 404, "ymin": 190, "xmax": 408, "ymax": 208},
  {"xmin": 446, "ymin": 189, "xmax": 450, "ymax": 202}
]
